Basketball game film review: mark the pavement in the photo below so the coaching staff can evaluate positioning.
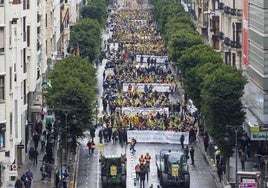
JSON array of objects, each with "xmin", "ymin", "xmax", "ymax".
[
  {"xmin": 18, "ymin": 134, "xmax": 79, "ymax": 188},
  {"xmin": 18, "ymin": 138, "xmax": 56, "ymax": 188}
]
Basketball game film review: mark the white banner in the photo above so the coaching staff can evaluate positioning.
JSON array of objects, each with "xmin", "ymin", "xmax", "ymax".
[
  {"xmin": 121, "ymin": 107, "xmax": 169, "ymax": 116},
  {"xmin": 136, "ymin": 55, "xmax": 168, "ymax": 64},
  {"xmin": 127, "ymin": 130, "xmax": 189, "ymax": 144},
  {"xmin": 122, "ymin": 83, "xmax": 172, "ymax": 93}
]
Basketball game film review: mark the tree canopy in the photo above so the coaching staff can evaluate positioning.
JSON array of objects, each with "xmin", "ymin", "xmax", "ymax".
[
  {"xmin": 150, "ymin": 0, "xmax": 248, "ymax": 160},
  {"xmin": 44, "ymin": 57, "xmax": 97, "ymax": 152},
  {"xmin": 70, "ymin": 18, "xmax": 102, "ymax": 62},
  {"xmin": 80, "ymin": 0, "xmax": 107, "ymax": 25},
  {"xmin": 200, "ymin": 64, "xmax": 247, "ymax": 158}
]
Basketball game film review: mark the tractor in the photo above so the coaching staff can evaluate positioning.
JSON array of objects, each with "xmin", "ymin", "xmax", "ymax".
[
  {"xmin": 99, "ymin": 154, "xmax": 126, "ymax": 188},
  {"xmin": 156, "ymin": 149, "xmax": 190, "ymax": 188}
]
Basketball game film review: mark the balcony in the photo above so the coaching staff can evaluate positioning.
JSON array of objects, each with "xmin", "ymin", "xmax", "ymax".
[
  {"xmin": 224, "ymin": 37, "xmax": 231, "ymax": 46},
  {"xmin": 230, "ymin": 8, "xmax": 236, "ymax": 16},
  {"xmin": 224, "ymin": 6, "xmax": 231, "ymax": 14},
  {"xmin": 230, "ymin": 41, "xmax": 241, "ymax": 49},
  {"xmin": 212, "ymin": 34, "xmax": 218, "ymax": 41},
  {"xmin": 236, "ymin": 9, "xmax": 242, "ymax": 17},
  {"xmin": 218, "ymin": 32, "xmax": 224, "ymax": 40},
  {"xmin": 218, "ymin": 2, "xmax": 224, "ymax": 10}
]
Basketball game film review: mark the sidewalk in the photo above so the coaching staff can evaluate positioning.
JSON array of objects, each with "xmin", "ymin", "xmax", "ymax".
[
  {"xmin": 198, "ymin": 135, "xmax": 258, "ymax": 188},
  {"xmin": 18, "ymin": 138, "xmax": 55, "ymax": 188},
  {"xmin": 18, "ymin": 135, "xmax": 79, "ymax": 188},
  {"xmin": 168, "ymin": 63, "xmax": 259, "ymax": 188}
]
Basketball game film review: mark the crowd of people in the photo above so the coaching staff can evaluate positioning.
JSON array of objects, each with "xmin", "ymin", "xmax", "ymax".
[
  {"xmin": 98, "ymin": 0, "xmax": 201, "ymax": 145},
  {"xmin": 135, "ymin": 152, "xmax": 151, "ymax": 188}
]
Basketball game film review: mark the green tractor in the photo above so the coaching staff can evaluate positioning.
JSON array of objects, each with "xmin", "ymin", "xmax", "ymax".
[
  {"xmin": 99, "ymin": 154, "xmax": 127, "ymax": 188},
  {"xmin": 156, "ymin": 149, "xmax": 190, "ymax": 188}
]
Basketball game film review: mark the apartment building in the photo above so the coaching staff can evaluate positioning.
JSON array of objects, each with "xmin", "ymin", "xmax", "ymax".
[
  {"xmin": 191, "ymin": 0, "xmax": 242, "ymax": 68},
  {"xmin": 0, "ymin": 0, "xmax": 82, "ymax": 186},
  {"xmin": 189, "ymin": 0, "xmax": 268, "ymax": 152},
  {"xmin": 243, "ymin": 0, "xmax": 268, "ymax": 151},
  {"xmin": 0, "ymin": 0, "xmax": 42, "ymax": 186}
]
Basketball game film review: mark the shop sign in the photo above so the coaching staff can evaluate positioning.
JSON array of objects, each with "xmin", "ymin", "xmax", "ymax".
[{"xmin": 251, "ymin": 132, "xmax": 268, "ymax": 140}]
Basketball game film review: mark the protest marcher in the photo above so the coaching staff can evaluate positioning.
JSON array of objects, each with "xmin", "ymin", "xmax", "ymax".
[
  {"xmin": 180, "ymin": 134, "xmax": 185, "ymax": 149},
  {"xmin": 190, "ymin": 146, "xmax": 195, "ymax": 165},
  {"xmin": 184, "ymin": 146, "xmax": 189, "ymax": 163},
  {"xmin": 203, "ymin": 131, "xmax": 209, "ymax": 153},
  {"xmin": 135, "ymin": 163, "xmax": 141, "ymax": 182},
  {"xmin": 144, "ymin": 152, "xmax": 151, "ymax": 170},
  {"xmin": 217, "ymin": 163, "xmax": 223, "ymax": 182},
  {"xmin": 15, "ymin": 177, "xmax": 23, "ymax": 188},
  {"xmin": 33, "ymin": 148, "xmax": 39, "ymax": 166},
  {"xmin": 130, "ymin": 137, "xmax": 137, "ymax": 153},
  {"xmin": 139, "ymin": 163, "xmax": 146, "ymax": 188},
  {"xmin": 87, "ymin": 140, "xmax": 93, "ymax": 155}
]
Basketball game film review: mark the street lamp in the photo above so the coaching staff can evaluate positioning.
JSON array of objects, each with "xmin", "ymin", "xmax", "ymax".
[
  {"xmin": 226, "ymin": 125, "xmax": 242, "ymax": 186},
  {"xmin": 255, "ymin": 154, "xmax": 268, "ymax": 188},
  {"xmin": 95, "ymin": 100, "xmax": 98, "ymax": 127},
  {"xmin": 55, "ymin": 109, "xmax": 76, "ymax": 188}
]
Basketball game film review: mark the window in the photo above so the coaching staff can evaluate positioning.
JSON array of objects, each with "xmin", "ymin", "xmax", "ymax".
[
  {"xmin": 23, "ymin": 48, "xmax": 26, "ymax": 73},
  {"xmin": 23, "ymin": 0, "xmax": 26, "ymax": 9},
  {"xmin": 0, "ymin": 76, "xmax": 4, "ymax": 100},
  {"xmin": 9, "ymin": 113, "xmax": 12, "ymax": 136},
  {"xmin": 0, "ymin": 0, "xmax": 4, "ymax": 5},
  {"xmin": 9, "ymin": 67, "xmax": 12, "ymax": 90},
  {"xmin": 27, "ymin": 26, "xmax": 30, "ymax": 47},
  {"xmin": 23, "ymin": 17, "xmax": 26, "ymax": 42},
  {"xmin": 0, "ymin": 124, "xmax": 5, "ymax": 148},
  {"xmin": 225, "ymin": 51, "xmax": 231, "ymax": 65},
  {"xmin": 12, "ymin": 0, "xmax": 20, "ymax": 4},
  {"xmin": 27, "ymin": 0, "xmax": 29, "ymax": 9},
  {"xmin": 0, "ymin": 28, "xmax": 4, "ymax": 52},
  {"xmin": 23, "ymin": 79, "xmax": 26, "ymax": 104}
]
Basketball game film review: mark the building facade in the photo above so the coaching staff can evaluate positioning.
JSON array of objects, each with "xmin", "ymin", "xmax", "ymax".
[
  {"xmin": 192, "ymin": 0, "xmax": 243, "ymax": 69},
  {"xmin": 0, "ymin": 0, "xmax": 82, "ymax": 186},
  {"xmin": 189, "ymin": 0, "xmax": 268, "ymax": 153}
]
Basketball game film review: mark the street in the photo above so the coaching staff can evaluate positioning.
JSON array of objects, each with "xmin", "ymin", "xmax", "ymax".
[
  {"xmin": 77, "ymin": 0, "xmax": 218, "ymax": 187},
  {"xmin": 77, "ymin": 134, "xmax": 217, "ymax": 188}
]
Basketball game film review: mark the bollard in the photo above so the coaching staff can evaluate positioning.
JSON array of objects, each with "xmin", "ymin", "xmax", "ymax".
[{"xmin": 134, "ymin": 177, "xmax": 137, "ymax": 186}]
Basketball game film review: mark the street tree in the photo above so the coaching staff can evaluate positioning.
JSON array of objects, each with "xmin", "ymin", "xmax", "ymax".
[
  {"xmin": 168, "ymin": 30, "xmax": 203, "ymax": 62},
  {"xmin": 80, "ymin": 0, "xmax": 107, "ymax": 26},
  {"xmin": 45, "ymin": 56, "xmax": 97, "ymax": 153},
  {"xmin": 184, "ymin": 62, "xmax": 221, "ymax": 110},
  {"xmin": 177, "ymin": 44, "xmax": 222, "ymax": 78},
  {"xmin": 200, "ymin": 63, "xmax": 247, "ymax": 159},
  {"xmin": 70, "ymin": 18, "xmax": 102, "ymax": 62}
]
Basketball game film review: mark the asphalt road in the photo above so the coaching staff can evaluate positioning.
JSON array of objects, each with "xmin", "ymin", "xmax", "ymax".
[{"xmin": 76, "ymin": 135, "xmax": 217, "ymax": 188}]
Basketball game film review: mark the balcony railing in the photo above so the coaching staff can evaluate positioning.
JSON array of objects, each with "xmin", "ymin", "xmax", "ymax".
[
  {"xmin": 230, "ymin": 41, "xmax": 241, "ymax": 49},
  {"xmin": 224, "ymin": 37, "xmax": 231, "ymax": 46},
  {"xmin": 218, "ymin": 32, "xmax": 224, "ymax": 40},
  {"xmin": 230, "ymin": 8, "xmax": 236, "ymax": 16},
  {"xmin": 224, "ymin": 6, "xmax": 231, "ymax": 14}
]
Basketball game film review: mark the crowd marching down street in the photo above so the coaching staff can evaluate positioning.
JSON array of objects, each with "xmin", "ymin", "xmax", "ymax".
[
  {"xmin": 98, "ymin": 0, "xmax": 199, "ymax": 147},
  {"xmin": 96, "ymin": 0, "xmax": 200, "ymax": 187}
]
